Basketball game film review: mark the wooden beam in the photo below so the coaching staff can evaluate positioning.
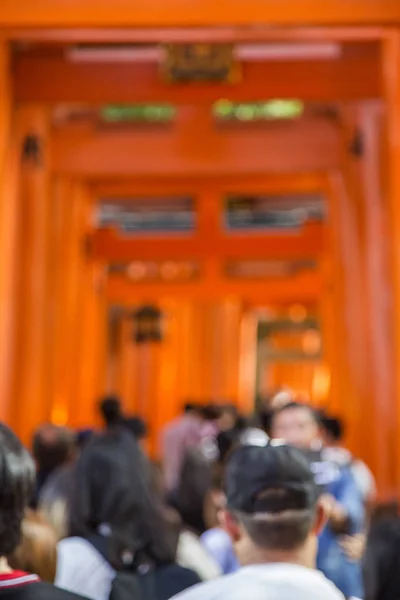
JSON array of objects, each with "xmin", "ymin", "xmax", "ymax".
[
  {"xmin": 52, "ymin": 115, "xmax": 340, "ymax": 177},
  {"xmin": 6, "ymin": 26, "xmax": 386, "ymax": 44},
  {"xmin": 90, "ymin": 222, "xmax": 325, "ymax": 262},
  {"xmin": 14, "ymin": 47, "xmax": 380, "ymax": 103},
  {"xmin": 91, "ymin": 172, "xmax": 327, "ymax": 198},
  {"xmin": 106, "ymin": 270, "xmax": 322, "ymax": 303},
  {"xmin": 1, "ymin": 0, "xmax": 399, "ymax": 27}
]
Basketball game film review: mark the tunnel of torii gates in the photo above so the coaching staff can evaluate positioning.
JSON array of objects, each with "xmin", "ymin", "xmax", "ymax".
[{"xmin": 4, "ymin": 1, "xmax": 400, "ymax": 498}]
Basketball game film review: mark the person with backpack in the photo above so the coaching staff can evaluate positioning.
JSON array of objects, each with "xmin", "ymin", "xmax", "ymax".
[
  {"xmin": 0, "ymin": 423, "xmax": 89, "ymax": 600},
  {"xmin": 55, "ymin": 427, "xmax": 200, "ymax": 600}
]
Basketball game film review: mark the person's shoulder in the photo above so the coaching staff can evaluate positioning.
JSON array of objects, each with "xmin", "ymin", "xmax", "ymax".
[
  {"xmin": 9, "ymin": 582, "xmax": 90, "ymax": 600},
  {"xmin": 201, "ymin": 528, "xmax": 231, "ymax": 548},
  {"xmin": 169, "ymin": 569, "xmax": 249, "ymax": 600}
]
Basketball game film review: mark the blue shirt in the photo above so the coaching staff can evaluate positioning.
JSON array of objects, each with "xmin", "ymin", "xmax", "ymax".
[
  {"xmin": 200, "ymin": 528, "xmax": 239, "ymax": 574},
  {"xmin": 315, "ymin": 460, "xmax": 364, "ymax": 599}
]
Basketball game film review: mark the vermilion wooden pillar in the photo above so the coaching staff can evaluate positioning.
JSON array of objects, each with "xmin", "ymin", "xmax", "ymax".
[
  {"xmin": 13, "ymin": 105, "xmax": 52, "ymax": 443},
  {"xmin": 49, "ymin": 181, "xmax": 108, "ymax": 428},
  {"xmin": 327, "ymin": 172, "xmax": 366, "ymax": 459},
  {"xmin": 0, "ymin": 39, "xmax": 18, "ymax": 424},
  {"xmin": 346, "ymin": 102, "xmax": 395, "ymax": 496},
  {"xmin": 383, "ymin": 32, "xmax": 400, "ymax": 492}
]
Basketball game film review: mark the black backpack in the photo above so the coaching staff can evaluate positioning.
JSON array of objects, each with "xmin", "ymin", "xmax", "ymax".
[{"xmin": 89, "ymin": 535, "xmax": 157, "ymax": 600}]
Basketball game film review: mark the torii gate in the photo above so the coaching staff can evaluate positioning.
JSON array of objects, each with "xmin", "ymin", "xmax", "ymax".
[{"xmin": 1, "ymin": 0, "xmax": 400, "ymax": 495}]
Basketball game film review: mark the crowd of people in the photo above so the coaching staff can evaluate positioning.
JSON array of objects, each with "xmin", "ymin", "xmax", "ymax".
[{"xmin": 0, "ymin": 391, "xmax": 398, "ymax": 600}]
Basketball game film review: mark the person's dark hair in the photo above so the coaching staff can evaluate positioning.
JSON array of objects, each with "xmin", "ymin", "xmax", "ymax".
[
  {"xmin": 168, "ymin": 447, "xmax": 213, "ymax": 535},
  {"xmin": 234, "ymin": 501, "xmax": 315, "ymax": 551},
  {"xmin": 99, "ymin": 396, "xmax": 123, "ymax": 427},
  {"xmin": 32, "ymin": 425, "xmax": 75, "ymax": 473},
  {"xmin": 202, "ymin": 404, "xmax": 221, "ymax": 421},
  {"xmin": 363, "ymin": 514, "xmax": 400, "ymax": 600},
  {"xmin": 0, "ymin": 424, "xmax": 36, "ymax": 555},
  {"xmin": 321, "ymin": 416, "xmax": 344, "ymax": 442},
  {"xmin": 183, "ymin": 402, "xmax": 196, "ymax": 414},
  {"xmin": 69, "ymin": 428, "xmax": 175, "ymax": 569},
  {"xmin": 123, "ymin": 416, "xmax": 147, "ymax": 441}
]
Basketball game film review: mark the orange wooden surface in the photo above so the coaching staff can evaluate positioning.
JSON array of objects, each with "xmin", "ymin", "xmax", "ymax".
[
  {"xmin": 91, "ymin": 223, "xmax": 324, "ymax": 262},
  {"xmin": 343, "ymin": 103, "xmax": 395, "ymax": 495},
  {"xmin": 14, "ymin": 48, "xmax": 381, "ymax": 104},
  {"xmin": 52, "ymin": 115, "xmax": 340, "ymax": 177},
  {"xmin": 0, "ymin": 38, "xmax": 18, "ymax": 424},
  {"xmin": 12, "ymin": 105, "xmax": 52, "ymax": 443},
  {"xmin": 5, "ymin": 26, "xmax": 387, "ymax": 44},
  {"xmin": 92, "ymin": 172, "xmax": 327, "ymax": 199},
  {"xmin": 106, "ymin": 270, "xmax": 322, "ymax": 304},
  {"xmin": 383, "ymin": 32, "xmax": 400, "ymax": 494},
  {"xmin": 1, "ymin": 0, "xmax": 399, "ymax": 27}
]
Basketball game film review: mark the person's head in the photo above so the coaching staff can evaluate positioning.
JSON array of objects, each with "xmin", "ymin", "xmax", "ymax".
[
  {"xmin": 271, "ymin": 402, "xmax": 320, "ymax": 450},
  {"xmin": 217, "ymin": 404, "xmax": 239, "ymax": 432},
  {"xmin": 363, "ymin": 513, "xmax": 400, "ymax": 600},
  {"xmin": 123, "ymin": 416, "xmax": 147, "ymax": 442},
  {"xmin": 321, "ymin": 416, "xmax": 344, "ymax": 446},
  {"xmin": 99, "ymin": 395, "xmax": 123, "ymax": 428},
  {"xmin": 32, "ymin": 424, "xmax": 75, "ymax": 473},
  {"xmin": 174, "ymin": 446, "xmax": 214, "ymax": 534},
  {"xmin": 270, "ymin": 390, "xmax": 294, "ymax": 411},
  {"xmin": 221, "ymin": 442, "xmax": 326, "ymax": 568},
  {"xmin": 0, "ymin": 424, "xmax": 36, "ymax": 556},
  {"xmin": 69, "ymin": 429, "xmax": 175, "ymax": 569},
  {"xmin": 8, "ymin": 509, "xmax": 57, "ymax": 582}
]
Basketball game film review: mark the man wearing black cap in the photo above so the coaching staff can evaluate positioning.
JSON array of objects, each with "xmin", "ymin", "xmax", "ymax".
[{"xmin": 171, "ymin": 442, "xmax": 344, "ymax": 600}]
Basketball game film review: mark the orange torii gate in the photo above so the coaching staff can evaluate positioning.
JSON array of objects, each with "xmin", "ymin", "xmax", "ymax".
[{"xmin": 0, "ymin": 1, "xmax": 400, "ymax": 493}]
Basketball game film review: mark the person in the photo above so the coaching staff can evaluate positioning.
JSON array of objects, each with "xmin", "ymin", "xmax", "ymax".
[
  {"xmin": 149, "ymin": 461, "xmax": 221, "ymax": 582},
  {"xmin": 201, "ymin": 471, "xmax": 239, "ymax": 575},
  {"xmin": 0, "ymin": 422, "xmax": 88, "ymax": 600},
  {"xmin": 123, "ymin": 416, "xmax": 147, "ymax": 444},
  {"xmin": 362, "ymin": 509, "xmax": 400, "ymax": 600},
  {"xmin": 321, "ymin": 416, "xmax": 376, "ymax": 508},
  {"xmin": 99, "ymin": 395, "xmax": 123, "ymax": 429},
  {"xmin": 9, "ymin": 509, "xmax": 58, "ymax": 583},
  {"xmin": 167, "ymin": 446, "xmax": 214, "ymax": 535},
  {"xmin": 161, "ymin": 403, "xmax": 205, "ymax": 492},
  {"xmin": 38, "ymin": 430, "xmax": 77, "ymax": 540},
  {"xmin": 56, "ymin": 427, "xmax": 200, "ymax": 600},
  {"xmin": 272, "ymin": 402, "xmax": 364, "ymax": 599},
  {"xmin": 170, "ymin": 442, "xmax": 344, "ymax": 600},
  {"xmin": 31, "ymin": 424, "xmax": 75, "ymax": 508}
]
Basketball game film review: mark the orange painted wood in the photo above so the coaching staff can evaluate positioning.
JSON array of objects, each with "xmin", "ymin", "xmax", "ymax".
[
  {"xmin": 52, "ymin": 116, "xmax": 340, "ymax": 178},
  {"xmin": 14, "ymin": 47, "xmax": 381, "ymax": 103},
  {"xmin": 5, "ymin": 26, "xmax": 386, "ymax": 44},
  {"xmin": 48, "ymin": 178, "xmax": 74, "ymax": 426},
  {"xmin": 343, "ymin": 102, "xmax": 395, "ymax": 496},
  {"xmin": 326, "ymin": 171, "xmax": 371, "ymax": 460},
  {"xmin": 382, "ymin": 32, "xmax": 400, "ymax": 494},
  {"xmin": 93, "ymin": 172, "xmax": 327, "ymax": 199},
  {"xmin": 91, "ymin": 222, "xmax": 324, "ymax": 262},
  {"xmin": 1, "ymin": 0, "xmax": 399, "ymax": 27},
  {"xmin": 106, "ymin": 269, "xmax": 322, "ymax": 303},
  {"xmin": 12, "ymin": 105, "xmax": 52, "ymax": 443},
  {"xmin": 0, "ymin": 38, "xmax": 19, "ymax": 424},
  {"xmin": 75, "ymin": 261, "xmax": 109, "ymax": 426}
]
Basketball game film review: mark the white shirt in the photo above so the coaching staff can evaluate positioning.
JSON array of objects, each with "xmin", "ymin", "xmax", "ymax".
[
  {"xmin": 56, "ymin": 537, "xmax": 114, "ymax": 600},
  {"xmin": 56, "ymin": 533, "xmax": 221, "ymax": 600},
  {"xmin": 170, "ymin": 563, "xmax": 345, "ymax": 600},
  {"xmin": 177, "ymin": 531, "xmax": 221, "ymax": 581}
]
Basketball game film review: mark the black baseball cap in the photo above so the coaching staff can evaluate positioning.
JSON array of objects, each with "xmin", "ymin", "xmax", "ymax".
[{"xmin": 225, "ymin": 442, "xmax": 319, "ymax": 514}]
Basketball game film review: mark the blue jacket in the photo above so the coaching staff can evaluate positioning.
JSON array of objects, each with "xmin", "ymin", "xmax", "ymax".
[{"xmin": 316, "ymin": 463, "xmax": 364, "ymax": 599}]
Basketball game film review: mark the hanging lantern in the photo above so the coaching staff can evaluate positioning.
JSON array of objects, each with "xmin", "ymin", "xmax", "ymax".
[
  {"xmin": 132, "ymin": 305, "xmax": 163, "ymax": 343},
  {"xmin": 21, "ymin": 134, "xmax": 42, "ymax": 166}
]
